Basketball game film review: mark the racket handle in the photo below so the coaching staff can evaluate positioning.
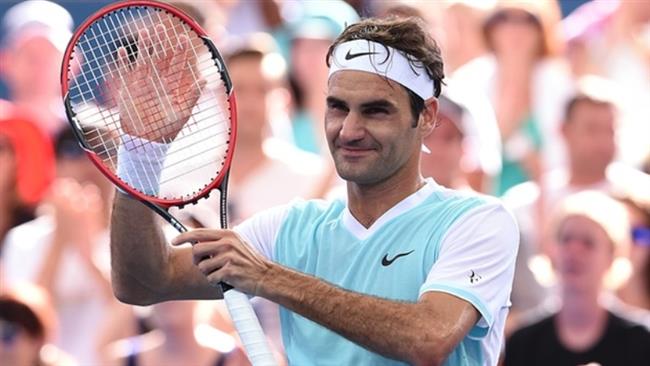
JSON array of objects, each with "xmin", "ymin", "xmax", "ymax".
[{"xmin": 223, "ymin": 289, "xmax": 277, "ymax": 366}]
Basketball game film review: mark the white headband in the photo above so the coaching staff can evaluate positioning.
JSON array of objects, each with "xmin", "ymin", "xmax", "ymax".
[{"xmin": 328, "ymin": 39, "xmax": 437, "ymax": 100}]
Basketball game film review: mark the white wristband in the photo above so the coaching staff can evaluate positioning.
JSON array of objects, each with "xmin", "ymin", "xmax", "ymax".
[{"xmin": 116, "ymin": 135, "xmax": 170, "ymax": 195}]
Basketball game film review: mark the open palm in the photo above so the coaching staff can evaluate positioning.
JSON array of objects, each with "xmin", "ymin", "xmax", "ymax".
[{"xmin": 116, "ymin": 25, "xmax": 205, "ymax": 143}]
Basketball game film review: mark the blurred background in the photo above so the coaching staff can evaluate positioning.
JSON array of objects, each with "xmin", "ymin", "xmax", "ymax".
[{"xmin": 1, "ymin": 1, "xmax": 649, "ymax": 366}]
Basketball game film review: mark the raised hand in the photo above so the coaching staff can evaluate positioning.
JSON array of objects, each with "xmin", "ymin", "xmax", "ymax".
[{"xmin": 116, "ymin": 24, "xmax": 206, "ymax": 143}]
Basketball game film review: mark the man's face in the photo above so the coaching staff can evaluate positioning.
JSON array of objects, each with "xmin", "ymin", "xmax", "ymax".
[
  {"xmin": 325, "ymin": 70, "xmax": 421, "ymax": 185},
  {"xmin": 563, "ymin": 101, "xmax": 616, "ymax": 172},
  {"xmin": 553, "ymin": 215, "xmax": 613, "ymax": 294}
]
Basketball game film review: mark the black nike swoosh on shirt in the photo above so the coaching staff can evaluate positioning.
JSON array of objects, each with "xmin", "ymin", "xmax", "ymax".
[
  {"xmin": 345, "ymin": 49, "xmax": 379, "ymax": 60},
  {"xmin": 381, "ymin": 250, "xmax": 415, "ymax": 266}
]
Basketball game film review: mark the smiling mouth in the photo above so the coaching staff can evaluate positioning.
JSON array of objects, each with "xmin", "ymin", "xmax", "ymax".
[{"xmin": 338, "ymin": 146, "xmax": 375, "ymax": 157}]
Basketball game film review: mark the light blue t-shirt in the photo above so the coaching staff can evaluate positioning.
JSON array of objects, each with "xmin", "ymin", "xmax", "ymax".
[{"xmin": 236, "ymin": 179, "xmax": 519, "ymax": 366}]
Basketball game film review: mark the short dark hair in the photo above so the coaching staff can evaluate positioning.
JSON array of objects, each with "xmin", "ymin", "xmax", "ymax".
[
  {"xmin": 563, "ymin": 95, "xmax": 614, "ymax": 123},
  {"xmin": 563, "ymin": 76, "xmax": 618, "ymax": 123},
  {"xmin": 326, "ymin": 17, "xmax": 444, "ymax": 124}
]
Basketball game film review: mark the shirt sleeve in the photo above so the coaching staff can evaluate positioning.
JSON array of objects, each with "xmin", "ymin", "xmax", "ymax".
[
  {"xmin": 233, "ymin": 202, "xmax": 294, "ymax": 260},
  {"xmin": 419, "ymin": 201, "xmax": 519, "ymax": 335}
]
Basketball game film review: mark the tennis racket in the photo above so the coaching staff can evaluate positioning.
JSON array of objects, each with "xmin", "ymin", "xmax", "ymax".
[{"xmin": 60, "ymin": 1, "xmax": 275, "ymax": 365}]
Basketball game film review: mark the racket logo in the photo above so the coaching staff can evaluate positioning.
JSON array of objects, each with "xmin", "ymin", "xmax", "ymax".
[{"xmin": 381, "ymin": 250, "xmax": 414, "ymax": 266}]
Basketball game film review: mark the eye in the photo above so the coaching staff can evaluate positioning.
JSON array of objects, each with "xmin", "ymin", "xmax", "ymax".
[
  {"xmin": 363, "ymin": 107, "xmax": 389, "ymax": 116},
  {"xmin": 327, "ymin": 100, "xmax": 348, "ymax": 112}
]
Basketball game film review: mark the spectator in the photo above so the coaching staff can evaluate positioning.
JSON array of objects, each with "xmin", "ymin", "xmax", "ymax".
[
  {"xmin": 453, "ymin": 0, "xmax": 574, "ymax": 194},
  {"xmin": 286, "ymin": 1, "xmax": 359, "ymax": 155},
  {"xmin": 104, "ymin": 301, "xmax": 249, "ymax": 366},
  {"xmin": 504, "ymin": 191, "xmax": 650, "ymax": 366},
  {"xmin": 503, "ymin": 76, "xmax": 650, "ymax": 327},
  {"xmin": 563, "ymin": 0, "xmax": 650, "ymax": 167},
  {"xmin": 420, "ymin": 94, "xmax": 471, "ymax": 191},
  {"xmin": 0, "ymin": 284, "xmax": 74, "ymax": 366},
  {"xmin": 218, "ymin": 32, "xmax": 328, "ymax": 224},
  {"xmin": 440, "ymin": 0, "xmax": 493, "ymax": 73},
  {"xmin": 0, "ymin": 0, "xmax": 73, "ymax": 136},
  {"xmin": 0, "ymin": 103, "xmax": 54, "ymax": 248},
  {"xmin": 2, "ymin": 127, "xmax": 133, "ymax": 366}
]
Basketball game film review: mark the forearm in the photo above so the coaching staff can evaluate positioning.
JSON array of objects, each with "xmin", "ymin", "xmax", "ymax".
[
  {"xmin": 258, "ymin": 265, "xmax": 462, "ymax": 365},
  {"xmin": 110, "ymin": 193, "xmax": 174, "ymax": 303},
  {"xmin": 111, "ymin": 193, "xmax": 221, "ymax": 304}
]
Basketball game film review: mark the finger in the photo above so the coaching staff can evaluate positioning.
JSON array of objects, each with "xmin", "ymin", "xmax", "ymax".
[
  {"xmin": 205, "ymin": 262, "xmax": 233, "ymax": 286},
  {"xmin": 191, "ymin": 240, "xmax": 231, "ymax": 261},
  {"xmin": 134, "ymin": 29, "xmax": 153, "ymax": 77},
  {"xmin": 166, "ymin": 34, "xmax": 190, "ymax": 81},
  {"xmin": 154, "ymin": 24, "xmax": 174, "ymax": 71},
  {"xmin": 196, "ymin": 253, "xmax": 231, "ymax": 276},
  {"xmin": 171, "ymin": 228, "xmax": 231, "ymax": 246},
  {"xmin": 116, "ymin": 47, "xmax": 131, "ymax": 86}
]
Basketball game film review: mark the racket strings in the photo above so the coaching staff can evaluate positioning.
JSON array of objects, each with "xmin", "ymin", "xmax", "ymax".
[{"xmin": 67, "ymin": 6, "xmax": 232, "ymax": 200}]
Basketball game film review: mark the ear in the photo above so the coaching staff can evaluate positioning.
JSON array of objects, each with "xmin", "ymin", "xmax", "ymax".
[{"xmin": 418, "ymin": 97, "xmax": 438, "ymax": 139}]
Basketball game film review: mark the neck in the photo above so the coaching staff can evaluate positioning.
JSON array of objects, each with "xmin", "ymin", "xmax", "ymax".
[
  {"xmin": 568, "ymin": 161, "xmax": 607, "ymax": 186},
  {"xmin": 556, "ymin": 289, "xmax": 608, "ymax": 351},
  {"xmin": 347, "ymin": 160, "xmax": 424, "ymax": 228},
  {"xmin": 559, "ymin": 289, "xmax": 603, "ymax": 326}
]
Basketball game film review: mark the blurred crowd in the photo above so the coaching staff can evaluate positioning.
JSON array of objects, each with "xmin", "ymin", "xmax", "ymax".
[{"xmin": 1, "ymin": 0, "xmax": 649, "ymax": 365}]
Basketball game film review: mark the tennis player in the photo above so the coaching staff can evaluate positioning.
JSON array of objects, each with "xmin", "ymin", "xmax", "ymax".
[{"xmin": 111, "ymin": 17, "xmax": 519, "ymax": 366}]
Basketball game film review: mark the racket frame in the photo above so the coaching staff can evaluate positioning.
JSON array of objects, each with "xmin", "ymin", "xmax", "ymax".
[{"xmin": 61, "ymin": 0, "xmax": 238, "ymax": 211}]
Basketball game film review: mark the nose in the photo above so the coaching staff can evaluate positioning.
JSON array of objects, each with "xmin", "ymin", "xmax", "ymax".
[{"xmin": 338, "ymin": 112, "xmax": 365, "ymax": 144}]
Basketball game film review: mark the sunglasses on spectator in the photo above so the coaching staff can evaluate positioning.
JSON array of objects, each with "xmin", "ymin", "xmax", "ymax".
[{"xmin": 632, "ymin": 227, "xmax": 650, "ymax": 247}]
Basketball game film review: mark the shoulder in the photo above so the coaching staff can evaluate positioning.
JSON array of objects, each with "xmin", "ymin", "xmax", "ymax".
[{"xmin": 433, "ymin": 187, "xmax": 517, "ymax": 232}]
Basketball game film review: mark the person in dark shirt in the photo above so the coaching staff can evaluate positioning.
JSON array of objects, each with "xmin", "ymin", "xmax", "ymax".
[{"xmin": 504, "ymin": 191, "xmax": 650, "ymax": 366}]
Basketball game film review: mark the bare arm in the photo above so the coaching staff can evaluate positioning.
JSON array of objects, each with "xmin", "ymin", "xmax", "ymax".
[
  {"xmin": 261, "ymin": 266, "xmax": 479, "ymax": 365},
  {"xmin": 109, "ymin": 26, "xmax": 214, "ymax": 305},
  {"xmin": 172, "ymin": 229, "xmax": 480, "ymax": 365},
  {"xmin": 110, "ymin": 193, "xmax": 219, "ymax": 305}
]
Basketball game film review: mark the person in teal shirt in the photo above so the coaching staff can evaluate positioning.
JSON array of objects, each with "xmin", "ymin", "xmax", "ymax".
[{"xmin": 112, "ymin": 17, "xmax": 519, "ymax": 366}]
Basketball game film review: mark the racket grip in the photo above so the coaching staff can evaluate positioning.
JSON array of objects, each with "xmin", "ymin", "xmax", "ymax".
[{"xmin": 223, "ymin": 289, "xmax": 277, "ymax": 366}]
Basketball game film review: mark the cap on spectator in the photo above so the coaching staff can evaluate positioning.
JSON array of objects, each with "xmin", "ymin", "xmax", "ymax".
[
  {"xmin": 438, "ymin": 94, "xmax": 467, "ymax": 135},
  {"xmin": 1, "ymin": 0, "xmax": 73, "ymax": 52},
  {"xmin": 290, "ymin": 1, "xmax": 359, "ymax": 40},
  {"xmin": 0, "ymin": 103, "xmax": 55, "ymax": 206}
]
